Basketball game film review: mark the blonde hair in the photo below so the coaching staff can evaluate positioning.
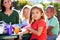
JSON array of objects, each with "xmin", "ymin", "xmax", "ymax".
[{"xmin": 20, "ymin": 5, "xmax": 31, "ymax": 21}]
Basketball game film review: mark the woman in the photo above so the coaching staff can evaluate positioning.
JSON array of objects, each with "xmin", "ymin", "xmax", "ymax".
[{"xmin": 0, "ymin": 0, "xmax": 19, "ymax": 24}]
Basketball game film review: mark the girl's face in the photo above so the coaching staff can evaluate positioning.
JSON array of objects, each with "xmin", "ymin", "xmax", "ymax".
[
  {"xmin": 3, "ymin": 0, "xmax": 12, "ymax": 9},
  {"xmin": 32, "ymin": 8, "xmax": 42, "ymax": 21},
  {"xmin": 46, "ymin": 8, "xmax": 55, "ymax": 19},
  {"xmin": 23, "ymin": 8, "xmax": 30, "ymax": 18}
]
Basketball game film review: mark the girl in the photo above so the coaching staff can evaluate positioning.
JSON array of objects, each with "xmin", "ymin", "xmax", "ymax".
[
  {"xmin": 19, "ymin": 5, "xmax": 31, "ymax": 40},
  {"xmin": 0, "ymin": 0, "xmax": 19, "ymax": 24},
  {"xmin": 24, "ymin": 4, "xmax": 46, "ymax": 40},
  {"xmin": 19, "ymin": 5, "xmax": 31, "ymax": 28},
  {"xmin": 27, "ymin": 4, "xmax": 47, "ymax": 40}
]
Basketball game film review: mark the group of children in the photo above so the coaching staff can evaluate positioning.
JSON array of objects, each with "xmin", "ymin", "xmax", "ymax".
[{"xmin": 18, "ymin": 4, "xmax": 59, "ymax": 40}]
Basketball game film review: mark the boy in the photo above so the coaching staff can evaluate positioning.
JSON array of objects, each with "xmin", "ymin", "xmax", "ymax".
[{"xmin": 46, "ymin": 5, "xmax": 59, "ymax": 40}]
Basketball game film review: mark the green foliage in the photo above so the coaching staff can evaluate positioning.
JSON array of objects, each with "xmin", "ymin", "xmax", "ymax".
[
  {"xmin": 40, "ymin": 2, "xmax": 47, "ymax": 10},
  {"xmin": 49, "ymin": 2, "xmax": 54, "ymax": 5},
  {"xmin": 19, "ymin": 1, "xmax": 28, "ymax": 9},
  {"xmin": 1, "ymin": 0, "xmax": 59, "ymax": 15},
  {"xmin": 13, "ymin": 0, "xmax": 28, "ymax": 10},
  {"xmin": 54, "ymin": 3, "xmax": 60, "ymax": 12}
]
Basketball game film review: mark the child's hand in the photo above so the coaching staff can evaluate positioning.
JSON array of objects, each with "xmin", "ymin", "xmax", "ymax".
[
  {"xmin": 23, "ymin": 24, "xmax": 31, "ymax": 29},
  {"xmin": 19, "ymin": 32, "xmax": 23, "ymax": 40},
  {"xmin": 19, "ymin": 29, "xmax": 22, "ymax": 32},
  {"xmin": 47, "ymin": 32, "xmax": 54, "ymax": 36},
  {"xmin": 26, "ymin": 27, "xmax": 32, "ymax": 31}
]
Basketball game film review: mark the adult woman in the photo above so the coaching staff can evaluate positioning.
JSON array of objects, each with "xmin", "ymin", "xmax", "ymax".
[{"xmin": 0, "ymin": 0, "xmax": 19, "ymax": 24}]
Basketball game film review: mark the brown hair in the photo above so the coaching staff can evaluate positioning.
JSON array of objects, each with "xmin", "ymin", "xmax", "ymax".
[
  {"xmin": 29, "ymin": 7, "xmax": 44, "ymax": 24},
  {"xmin": 1, "ymin": 0, "xmax": 12, "ymax": 12}
]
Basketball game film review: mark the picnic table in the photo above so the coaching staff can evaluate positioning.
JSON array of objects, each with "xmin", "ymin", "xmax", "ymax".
[{"xmin": 0, "ymin": 34, "xmax": 19, "ymax": 40}]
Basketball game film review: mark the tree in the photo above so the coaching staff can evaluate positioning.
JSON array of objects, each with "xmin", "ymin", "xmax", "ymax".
[{"xmin": 14, "ymin": 0, "xmax": 28, "ymax": 10}]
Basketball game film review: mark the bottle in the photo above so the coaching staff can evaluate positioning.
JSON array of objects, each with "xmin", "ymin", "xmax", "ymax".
[{"xmin": 6, "ymin": 22, "xmax": 12, "ymax": 35}]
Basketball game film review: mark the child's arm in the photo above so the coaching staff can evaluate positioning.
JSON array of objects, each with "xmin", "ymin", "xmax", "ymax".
[
  {"xmin": 19, "ymin": 30, "xmax": 29, "ymax": 37},
  {"xmin": 22, "ymin": 30, "xmax": 30, "ymax": 34},
  {"xmin": 19, "ymin": 30, "xmax": 29, "ymax": 40},
  {"xmin": 27, "ymin": 27, "xmax": 43, "ymax": 36},
  {"xmin": 47, "ymin": 26, "xmax": 54, "ymax": 36}
]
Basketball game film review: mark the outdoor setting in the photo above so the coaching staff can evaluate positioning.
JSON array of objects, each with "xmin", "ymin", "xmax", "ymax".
[{"xmin": 0, "ymin": 0, "xmax": 60, "ymax": 40}]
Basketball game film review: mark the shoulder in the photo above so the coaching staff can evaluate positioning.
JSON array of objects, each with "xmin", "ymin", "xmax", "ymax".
[
  {"xmin": 37, "ymin": 19, "xmax": 46, "ymax": 26},
  {"xmin": 0, "ymin": 11, "xmax": 3, "ymax": 15},
  {"xmin": 13, "ymin": 10, "xmax": 18, "ymax": 14},
  {"xmin": 38, "ymin": 19, "xmax": 46, "ymax": 23},
  {"xmin": 0, "ymin": 11, "xmax": 3, "ymax": 13},
  {"xmin": 50, "ymin": 16, "xmax": 59, "ymax": 26},
  {"xmin": 52, "ymin": 16, "xmax": 58, "ymax": 23},
  {"xmin": 53, "ymin": 16, "xmax": 58, "ymax": 19},
  {"xmin": 12, "ymin": 10, "xmax": 19, "ymax": 16}
]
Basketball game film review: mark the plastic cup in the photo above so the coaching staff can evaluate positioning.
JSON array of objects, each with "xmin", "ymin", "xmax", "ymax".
[{"xmin": 14, "ymin": 27, "xmax": 19, "ymax": 34}]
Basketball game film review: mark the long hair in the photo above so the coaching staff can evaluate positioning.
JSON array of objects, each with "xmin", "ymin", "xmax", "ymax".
[
  {"xmin": 20, "ymin": 5, "xmax": 31, "ymax": 21},
  {"xmin": 23, "ymin": 7, "xmax": 30, "ymax": 19},
  {"xmin": 29, "ymin": 7, "xmax": 45, "ymax": 24},
  {"xmin": 1, "ymin": 0, "xmax": 12, "ymax": 12}
]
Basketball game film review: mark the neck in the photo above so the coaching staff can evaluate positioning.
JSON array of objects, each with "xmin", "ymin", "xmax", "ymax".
[
  {"xmin": 6, "ymin": 9, "xmax": 10, "ymax": 11},
  {"xmin": 25, "ymin": 17, "xmax": 28, "ymax": 19},
  {"xmin": 35, "ymin": 18, "xmax": 41, "ymax": 21},
  {"xmin": 4, "ymin": 8, "xmax": 12, "ymax": 16},
  {"xmin": 6, "ymin": 8, "xmax": 11, "ymax": 11},
  {"xmin": 48, "ymin": 16, "xmax": 53, "ymax": 20},
  {"xmin": 24, "ymin": 16, "xmax": 28, "ymax": 19},
  {"xmin": 5, "ymin": 9, "xmax": 12, "ymax": 13}
]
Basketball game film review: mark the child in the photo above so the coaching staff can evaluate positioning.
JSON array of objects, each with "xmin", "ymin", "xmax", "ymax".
[
  {"xmin": 18, "ymin": 5, "xmax": 31, "ymax": 28},
  {"xmin": 46, "ymin": 5, "xmax": 59, "ymax": 40},
  {"xmin": 26, "ymin": 4, "xmax": 47, "ymax": 40},
  {"xmin": 19, "ymin": 5, "xmax": 31, "ymax": 40}
]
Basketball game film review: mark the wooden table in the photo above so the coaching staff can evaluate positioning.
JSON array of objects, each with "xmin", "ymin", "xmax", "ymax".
[{"xmin": 0, "ymin": 34, "xmax": 19, "ymax": 40}]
